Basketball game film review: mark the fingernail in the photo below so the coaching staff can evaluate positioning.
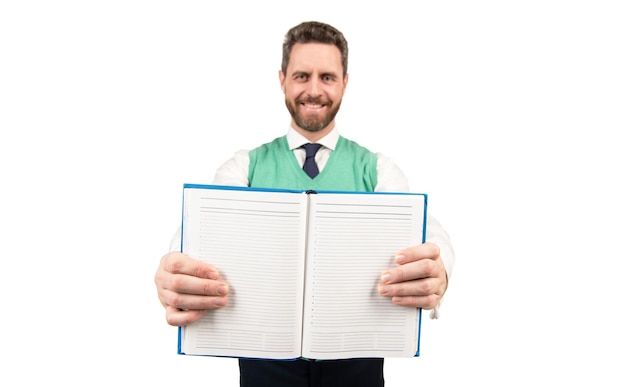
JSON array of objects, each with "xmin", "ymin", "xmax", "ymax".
[
  {"xmin": 380, "ymin": 272, "xmax": 391, "ymax": 283},
  {"xmin": 217, "ymin": 285, "xmax": 228, "ymax": 296},
  {"xmin": 214, "ymin": 297, "xmax": 227, "ymax": 307},
  {"xmin": 395, "ymin": 254, "xmax": 406, "ymax": 264},
  {"xmin": 378, "ymin": 285, "xmax": 390, "ymax": 295}
]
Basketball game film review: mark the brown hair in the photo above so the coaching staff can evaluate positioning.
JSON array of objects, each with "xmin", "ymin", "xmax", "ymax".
[{"xmin": 281, "ymin": 21, "xmax": 349, "ymax": 77}]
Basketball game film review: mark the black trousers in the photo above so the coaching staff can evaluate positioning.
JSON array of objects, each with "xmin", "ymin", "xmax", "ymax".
[{"xmin": 239, "ymin": 358, "xmax": 384, "ymax": 387}]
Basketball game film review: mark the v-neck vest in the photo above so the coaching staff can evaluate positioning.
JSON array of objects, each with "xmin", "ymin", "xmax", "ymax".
[{"xmin": 248, "ymin": 136, "xmax": 378, "ymax": 192}]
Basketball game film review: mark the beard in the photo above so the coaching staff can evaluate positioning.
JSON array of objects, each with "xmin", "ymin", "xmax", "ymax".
[{"xmin": 285, "ymin": 96, "xmax": 342, "ymax": 133}]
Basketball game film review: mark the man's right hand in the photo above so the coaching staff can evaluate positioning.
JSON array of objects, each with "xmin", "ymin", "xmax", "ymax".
[{"xmin": 154, "ymin": 251, "xmax": 230, "ymax": 326}]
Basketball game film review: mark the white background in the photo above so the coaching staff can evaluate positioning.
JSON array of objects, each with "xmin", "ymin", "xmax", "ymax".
[{"xmin": 1, "ymin": 1, "xmax": 625, "ymax": 386}]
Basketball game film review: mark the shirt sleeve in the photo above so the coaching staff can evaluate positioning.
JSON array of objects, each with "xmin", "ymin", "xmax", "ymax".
[
  {"xmin": 212, "ymin": 149, "xmax": 251, "ymax": 186},
  {"xmin": 375, "ymin": 153, "xmax": 455, "ymax": 319}
]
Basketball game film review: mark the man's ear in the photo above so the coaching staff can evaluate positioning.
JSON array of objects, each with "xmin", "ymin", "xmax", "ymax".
[{"xmin": 279, "ymin": 70, "xmax": 286, "ymax": 92}]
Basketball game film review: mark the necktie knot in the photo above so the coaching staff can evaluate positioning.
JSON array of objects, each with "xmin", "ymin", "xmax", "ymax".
[
  {"xmin": 302, "ymin": 143, "xmax": 323, "ymax": 158},
  {"xmin": 301, "ymin": 143, "xmax": 323, "ymax": 178}
]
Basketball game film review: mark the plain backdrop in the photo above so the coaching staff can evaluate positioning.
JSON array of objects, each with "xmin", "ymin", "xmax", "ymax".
[{"xmin": 1, "ymin": 1, "xmax": 625, "ymax": 386}]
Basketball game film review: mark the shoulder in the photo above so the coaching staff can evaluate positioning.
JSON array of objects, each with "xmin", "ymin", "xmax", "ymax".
[
  {"xmin": 374, "ymin": 152, "xmax": 410, "ymax": 192},
  {"xmin": 212, "ymin": 149, "xmax": 250, "ymax": 186},
  {"xmin": 252, "ymin": 136, "xmax": 287, "ymax": 151},
  {"xmin": 337, "ymin": 136, "xmax": 377, "ymax": 158}
]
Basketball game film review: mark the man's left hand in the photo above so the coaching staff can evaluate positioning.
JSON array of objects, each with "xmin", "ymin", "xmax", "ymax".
[{"xmin": 378, "ymin": 242, "xmax": 448, "ymax": 309}]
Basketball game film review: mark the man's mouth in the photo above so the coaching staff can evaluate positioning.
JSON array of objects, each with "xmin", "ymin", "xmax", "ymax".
[{"xmin": 302, "ymin": 102, "xmax": 324, "ymax": 109}]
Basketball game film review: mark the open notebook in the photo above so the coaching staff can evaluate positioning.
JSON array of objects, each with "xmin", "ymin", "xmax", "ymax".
[{"xmin": 178, "ymin": 184, "xmax": 427, "ymax": 360}]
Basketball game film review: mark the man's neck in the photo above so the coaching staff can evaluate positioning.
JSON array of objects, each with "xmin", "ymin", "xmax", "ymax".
[{"xmin": 292, "ymin": 122, "xmax": 335, "ymax": 143}]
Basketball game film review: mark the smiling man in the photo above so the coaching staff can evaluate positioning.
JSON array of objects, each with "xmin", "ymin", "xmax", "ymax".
[{"xmin": 155, "ymin": 21, "xmax": 455, "ymax": 387}]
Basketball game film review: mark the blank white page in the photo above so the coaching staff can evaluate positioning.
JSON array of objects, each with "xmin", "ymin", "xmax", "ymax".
[
  {"xmin": 180, "ymin": 187, "xmax": 308, "ymax": 359},
  {"xmin": 302, "ymin": 192, "xmax": 425, "ymax": 360}
]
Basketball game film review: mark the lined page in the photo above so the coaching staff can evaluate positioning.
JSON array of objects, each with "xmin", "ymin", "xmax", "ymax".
[
  {"xmin": 302, "ymin": 192, "xmax": 425, "ymax": 359},
  {"xmin": 180, "ymin": 186, "xmax": 308, "ymax": 359}
]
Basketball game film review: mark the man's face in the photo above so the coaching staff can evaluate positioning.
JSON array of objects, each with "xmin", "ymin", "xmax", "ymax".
[{"xmin": 280, "ymin": 43, "xmax": 348, "ymax": 135}]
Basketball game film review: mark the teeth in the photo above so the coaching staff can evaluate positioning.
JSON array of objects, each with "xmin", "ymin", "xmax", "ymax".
[{"xmin": 304, "ymin": 104, "xmax": 323, "ymax": 108}]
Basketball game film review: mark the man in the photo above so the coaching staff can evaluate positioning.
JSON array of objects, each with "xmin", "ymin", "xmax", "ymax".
[{"xmin": 155, "ymin": 21, "xmax": 454, "ymax": 387}]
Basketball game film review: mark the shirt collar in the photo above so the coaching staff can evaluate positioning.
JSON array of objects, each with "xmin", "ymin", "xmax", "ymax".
[{"xmin": 287, "ymin": 126, "xmax": 339, "ymax": 151}]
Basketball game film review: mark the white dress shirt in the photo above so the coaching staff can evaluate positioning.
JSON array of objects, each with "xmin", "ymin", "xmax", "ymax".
[{"xmin": 172, "ymin": 126, "xmax": 455, "ymax": 318}]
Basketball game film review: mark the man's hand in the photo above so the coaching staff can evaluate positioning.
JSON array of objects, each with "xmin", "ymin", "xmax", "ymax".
[
  {"xmin": 378, "ymin": 242, "xmax": 447, "ymax": 309},
  {"xmin": 154, "ymin": 251, "xmax": 230, "ymax": 326}
]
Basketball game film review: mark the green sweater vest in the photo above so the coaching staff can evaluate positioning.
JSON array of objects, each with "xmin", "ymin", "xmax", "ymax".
[{"xmin": 248, "ymin": 136, "xmax": 378, "ymax": 192}]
